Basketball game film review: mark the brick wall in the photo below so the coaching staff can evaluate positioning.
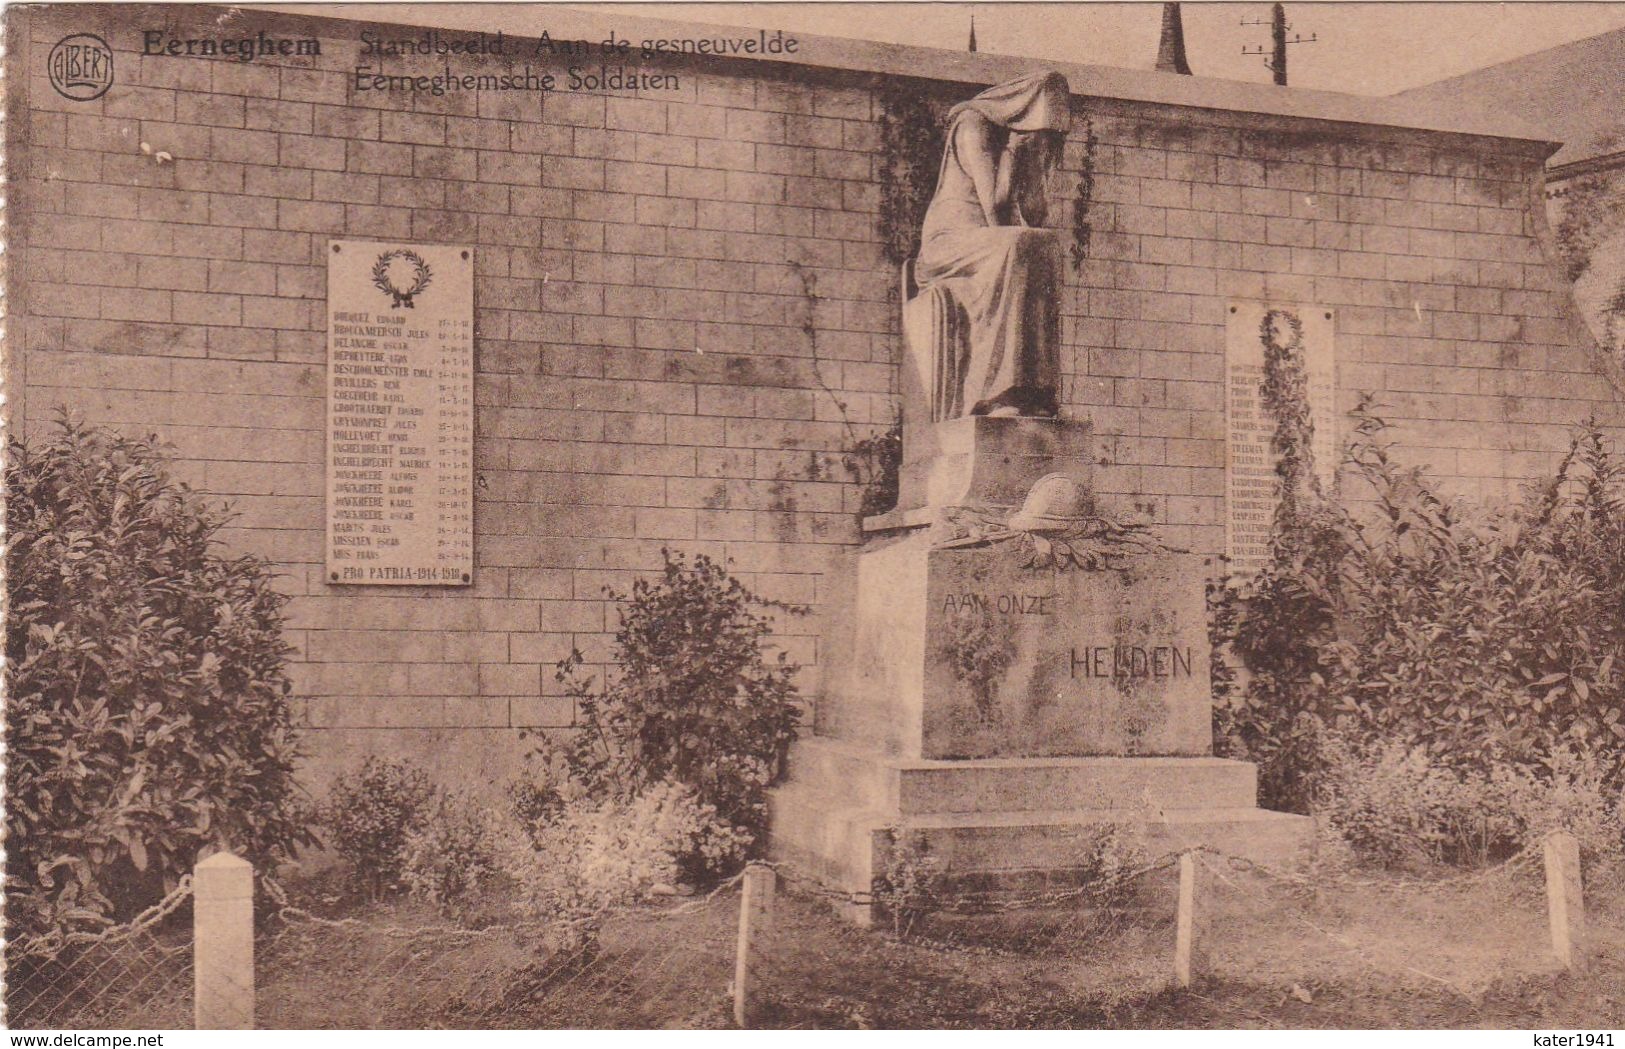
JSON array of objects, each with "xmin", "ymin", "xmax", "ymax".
[
  {"xmin": 1060, "ymin": 106, "xmax": 1625, "ymax": 547},
  {"xmin": 11, "ymin": 4, "xmax": 1622, "ymax": 788}
]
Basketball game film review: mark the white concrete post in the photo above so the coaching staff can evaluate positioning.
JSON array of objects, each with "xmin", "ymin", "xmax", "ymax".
[
  {"xmin": 733, "ymin": 863, "xmax": 776, "ymax": 1028},
  {"xmin": 1174, "ymin": 851, "xmax": 1209, "ymax": 988},
  {"xmin": 847, "ymin": 833, "xmax": 877, "ymax": 929},
  {"xmin": 1544, "ymin": 830, "xmax": 1585, "ymax": 970},
  {"xmin": 194, "ymin": 851, "xmax": 255, "ymax": 1029}
]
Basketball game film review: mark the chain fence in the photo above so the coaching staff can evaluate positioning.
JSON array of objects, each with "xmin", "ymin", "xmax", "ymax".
[
  {"xmin": 743, "ymin": 851, "xmax": 1193, "ymax": 1028},
  {"xmin": 5, "ymin": 836, "xmax": 1619, "ymax": 1030},
  {"xmin": 251, "ymin": 873, "xmax": 742, "ymax": 1029},
  {"xmin": 737, "ymin": 837, "xmax": 1621, "ymax": 1029},
  {"xmin": 4, "ymin": 878, "xmax": 196, "ymax": 1029}
]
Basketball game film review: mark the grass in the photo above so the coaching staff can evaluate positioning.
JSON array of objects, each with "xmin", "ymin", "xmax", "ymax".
[
  {"xmin": 748, "ymin": 856, "xmax": 1625, "ymax": 1029},
  {"xmin": 10, "ymin": 857, "xmax": 1623, "ymax": 1029}
]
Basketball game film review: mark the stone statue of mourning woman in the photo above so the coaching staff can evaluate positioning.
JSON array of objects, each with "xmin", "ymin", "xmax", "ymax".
[
  {"xmin": 905, "ymin": 71, "xmax": 1071, "ymax": 422},
  {"xmin": 891, "ymin": 72, "xmax": 1086, "ymax": 518}
]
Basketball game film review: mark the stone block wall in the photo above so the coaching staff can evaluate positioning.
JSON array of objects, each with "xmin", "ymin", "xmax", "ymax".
[
  {"xmin": 1061, "ymin": 106, "xmax": 1623, "ymax": 548},
  {"xmin": 9, "ymin": 3, "xmax": 1622, "ymax": 786}
]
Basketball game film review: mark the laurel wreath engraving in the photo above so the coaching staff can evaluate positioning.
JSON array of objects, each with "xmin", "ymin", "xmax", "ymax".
[
  {"xmin": 1259, "ymin": 307, "xmax": 1306, "ymax": 359},
  {"xmin": 935, "ymin": 506, "xmax": 1168, "ymax": 571},
  {"xmin": 371, "ymin": 249, "xmax": 433, "ymax": 309}
]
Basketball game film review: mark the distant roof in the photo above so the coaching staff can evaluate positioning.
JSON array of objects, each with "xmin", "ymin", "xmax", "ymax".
[
  {"xmin": 245, "ymin": 2, "xmax": 1556, "ymax": 148},
  {"xmin": 1394, "ymin": 26, "xmax": 1625, "ymax": 174}
]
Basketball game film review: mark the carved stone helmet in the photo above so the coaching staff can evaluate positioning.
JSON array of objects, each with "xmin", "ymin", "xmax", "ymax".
[{"xmin": 1008, "ymin": 473, "xmax": 1093, "ymax": 533}]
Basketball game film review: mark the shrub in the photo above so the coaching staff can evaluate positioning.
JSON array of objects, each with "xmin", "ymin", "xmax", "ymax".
[
  {"xmin": 1216, "ymin": 406, "xmax": 1625, "ymax": 822},
  {"xmin": 1317, "ymin": 737, "xmax": 1625, "ymax": 869},
  {"xmin": 319, "ymin": 757, "xmax": 435, "ymax": 900},
  {"xmin": 1485, "ymin": 748, "xmax": 1625, "ymax": 866},
  {"xmin": 506, "ymin": 775, "xmax": 564, "ymax": 849},
  {"xmin": 549, "ymin": 549, "xmax": 806, "ymax": 878},
  {"xmin": 401, "ymin": 791, "xmax": 509, "ymax": 914},
  {"xmin": 505, "ymin": 780, "xmax": 747, "ymax": 935},
  {"xmin": 874, "ymin": 825, "xmax": 945, "ymax": 939},
  {"xmin": 5, "ymin": 417, "xmax": 312, "ymax": 942},
  {"xmin": 1316, "ymin": 738, "xmax": 1471, "ymax": 868}
]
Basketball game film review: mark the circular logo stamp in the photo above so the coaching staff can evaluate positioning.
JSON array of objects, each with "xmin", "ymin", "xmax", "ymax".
[{"xmin": 48, "ymin": 34, "xmax": 114, "ymax": 101}]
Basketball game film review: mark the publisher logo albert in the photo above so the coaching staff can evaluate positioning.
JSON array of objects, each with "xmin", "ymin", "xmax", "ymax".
[{"xmin": 48, "ymin": 34, "xmax": 114, "ymax": 100}]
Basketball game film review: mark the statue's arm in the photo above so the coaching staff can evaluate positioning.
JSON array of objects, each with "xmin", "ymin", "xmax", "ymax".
[
  {"xmin": 995, "ymin": 146, "xmax": 1017, "ymax": 225},
  {"xmin": 1016, "ymin": 177, "xmax": 1047, "ymax": 227},
  {"xmin": 955, "ymin": 115, "xmax": 1004, "ymax": 227},
  {"xmin": 1008, "ymin": 135, "xmax": 1052, "ymax": 227}
]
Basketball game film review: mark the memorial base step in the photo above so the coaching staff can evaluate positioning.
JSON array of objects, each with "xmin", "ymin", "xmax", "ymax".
[{"xmin": 767, "ymin": 736, "xmax": 1314, "ymax": 919}]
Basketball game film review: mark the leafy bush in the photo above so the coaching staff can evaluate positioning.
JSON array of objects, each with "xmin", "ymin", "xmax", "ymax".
[
  {"xmin": 1484, "ymin": 748, "xmax": 1625, "ymax": 865},
  {"xmin": 1318, "ymin": 737, "xmax": 1625, "ymax": 869},
  {"xmin": 506, "ymin": 775, "xmax": 564, "ymax": 849},
  {"xmin": 5, "ymin": 417, "xmax": 312, "ymax": 941},
  {"xmin": 401, "ymin": 791, "xmax": 510, "ymax": 914},
  {"xmin": 319, "ymin": 757, "xmax": 435, "ymax": 900},
  {"xmin": 549, "ymin": 549, "xmax": 806, "ymax": 878},
  {"xmin": 504, "ymin": 780, "xmax": 747, "ymax": 936},
  {"xmin": 874, "ymin": 825, "xmax": 946, "ymax": 939},
  {"xmin": 1317, "ymin": 738, "xmax": 1475, "ymax": 868},
  {"xmin": 1216, "ymin": 406, "xmax": 1625, "ymax": 824}
]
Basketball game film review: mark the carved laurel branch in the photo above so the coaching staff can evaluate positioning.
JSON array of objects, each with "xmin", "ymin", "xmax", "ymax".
[{"xmin": 935, "ymin": 506, "xmax": 1170, "ymax": 571}]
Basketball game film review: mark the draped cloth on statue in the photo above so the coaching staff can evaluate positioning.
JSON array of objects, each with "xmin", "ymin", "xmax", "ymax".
[
  {"xmin": 916, "ymin": 225, "xmax": 1064, "ymax": 419},
  {"xmin": 916, "ymin": 72, "xmax": 1071, "ymax": 419}
]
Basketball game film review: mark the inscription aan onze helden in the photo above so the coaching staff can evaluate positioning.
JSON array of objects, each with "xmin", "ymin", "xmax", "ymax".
[{"xmin": 938, "ymin": 593, "xmax": 1195, "ymax": 680}]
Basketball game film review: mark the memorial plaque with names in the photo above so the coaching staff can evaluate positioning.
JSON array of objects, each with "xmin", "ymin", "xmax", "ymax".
[
  {"xmin": 326, "ymin": 240, "xmax": 474, "ymax": 586},
  {"xmin": 1224, "ymin": 301, "xmax": 1336, "ymax": 580}
]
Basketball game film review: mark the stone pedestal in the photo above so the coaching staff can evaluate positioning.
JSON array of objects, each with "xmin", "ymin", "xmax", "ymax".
[
  {"xmin": 769, "ymin": 416, "xmax": 1312, "ymax": 909},
  {"xmin": 889, "ymin": 415, "xmax": 1094, "ymax": 517},
  {"xmin": 819, "ymin": 527, "xmax": 1212, "ymax": 760}
]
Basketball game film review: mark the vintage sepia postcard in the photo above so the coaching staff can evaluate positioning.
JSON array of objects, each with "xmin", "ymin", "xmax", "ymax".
[{"xmin": 4, "ymin": 0, "xmax": 1625, "ymax": 1034}]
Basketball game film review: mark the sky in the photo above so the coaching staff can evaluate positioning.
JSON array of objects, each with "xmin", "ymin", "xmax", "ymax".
[{"xmin": 576, "ymin": 2, "xmax": 1625, "ymax": 95}]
